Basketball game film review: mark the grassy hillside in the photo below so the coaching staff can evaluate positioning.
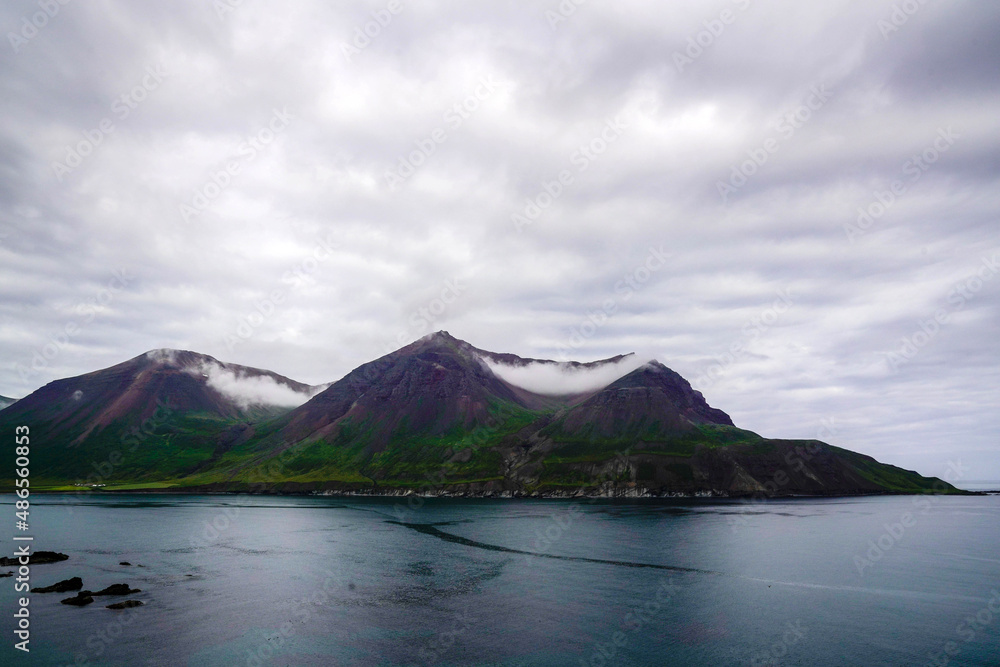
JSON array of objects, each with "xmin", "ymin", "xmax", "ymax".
[
  {"xmin": 0, "ymin": 335, "xmax": 963, "ymax": 497},
  {"xmin": 7, "ymin": 406, "xmax": 956, "ymax": 498}
]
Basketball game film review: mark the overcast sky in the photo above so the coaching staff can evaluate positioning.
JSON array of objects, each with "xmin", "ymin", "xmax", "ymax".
[{"xmin": 1, "ymin": 0, "xmax": 997, "ymax": 482}]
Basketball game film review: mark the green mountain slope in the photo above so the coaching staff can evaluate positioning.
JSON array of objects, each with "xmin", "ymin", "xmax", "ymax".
[
  {"xmin": 0, "ymin": 349, "xmax": 316, "ymax": 486},
  {"xmin": 0, "ymin": 333, "xmax": 961, "ymax": 497}
]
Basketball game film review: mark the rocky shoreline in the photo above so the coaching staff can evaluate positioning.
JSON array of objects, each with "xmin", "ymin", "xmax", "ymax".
[{"xmin": 30, "ymin": 485, "xmax": 977, "ymax": 499}]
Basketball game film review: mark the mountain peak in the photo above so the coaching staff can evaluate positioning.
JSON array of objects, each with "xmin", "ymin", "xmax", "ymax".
[
  {"xmin": 140, "ymin": 348, "xmax": 218, "ymax": 370},
  {"xmin": 398, "ymin": 330, "xmax": 473, "ymax": 358},
  {"xmin": 605, "ymin": 359, "xmax": 734, "ymax": 426},
  {"xmin": 420, "ymin": 330, "xmax": 460, "ymax": 345}
]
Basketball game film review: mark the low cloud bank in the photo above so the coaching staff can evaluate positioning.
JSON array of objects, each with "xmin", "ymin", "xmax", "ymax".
[
  {"xmin": 484, "ymin": 355, "xmax": 648, "ymax": 395},
  {"xmin": 195, "ymin": 362, "xmax": 322, "ymax": 409}
]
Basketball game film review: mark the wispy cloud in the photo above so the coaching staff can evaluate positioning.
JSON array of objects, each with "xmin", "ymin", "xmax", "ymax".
[
  {"xmin": 484, "ymin": 356, "xmax": 648, "ymax": 395},
  {"xmin": 193, "ymin": 362, "xmax": 323, "ymax": 409}
]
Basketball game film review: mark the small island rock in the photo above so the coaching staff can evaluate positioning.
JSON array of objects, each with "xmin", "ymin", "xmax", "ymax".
[
  {"xmin": 92, "ymin": 583, "xmax": 141, "ymax": 596},
  {"xmin": 0, "ymin": 551, "xmax": 69, "ymax": 566},
  {"xmin": 33, "ymin": 577, "xmax": 83, "ymax": 593},
  {"xmin": 61, "ymin": 593, "xmax": 94, "ymax": 606},
  {"xmin": 106, "ymin": 600, "xmax": 144, "ymax": 610}
]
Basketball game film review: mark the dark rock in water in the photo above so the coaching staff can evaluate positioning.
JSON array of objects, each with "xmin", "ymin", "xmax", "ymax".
[
  {"xmin": 0, "ymin": 571, "xmax": 12, "ymax": 577},
  {"xmin": 0, "ymin": 551, "xmax": 69, "ymax": 566},
  {"xmin": 61, "ymin": 593, "xmax": 94, "ymax": 606},
  {"xmin": 119, "ymin": 561, "xmax": 131, "ymax": 566},
  {"xmin": 33, "ymin": 577, "xmax": 83, "ymax": 593},
  {"xmin": 92, "ymin": 583, "xmax": 141, "ymax": 596},
  {"xmin": 106, "ymin": 600, "xmax": 143, "ymax": 610}
]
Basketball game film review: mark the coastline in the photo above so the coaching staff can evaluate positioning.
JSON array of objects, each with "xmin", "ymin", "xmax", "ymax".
[{"xmin": 12, "ymin": 486, "xmax": 981, "ymax": 499}]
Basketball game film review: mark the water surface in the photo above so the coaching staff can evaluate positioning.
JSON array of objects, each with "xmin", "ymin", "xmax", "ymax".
[{"xmin": 1, "ymin": 494, "xmax": 997, "ymax": 666}]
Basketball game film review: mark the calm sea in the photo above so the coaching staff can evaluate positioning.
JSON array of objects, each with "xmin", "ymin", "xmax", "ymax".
[{"xmin": 0, "ymin": 494, "xmax": 997, "ymax": 666}]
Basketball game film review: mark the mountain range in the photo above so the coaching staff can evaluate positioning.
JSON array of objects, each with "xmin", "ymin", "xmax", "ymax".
[{"xmin": 0, "ymin": 332, "xmax": 957, "ymax": 497}]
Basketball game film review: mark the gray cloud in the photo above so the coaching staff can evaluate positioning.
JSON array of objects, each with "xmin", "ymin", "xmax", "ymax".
[{"xmin": 1, "ymin": 0, "xmax": 997, "ymax": 481}]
